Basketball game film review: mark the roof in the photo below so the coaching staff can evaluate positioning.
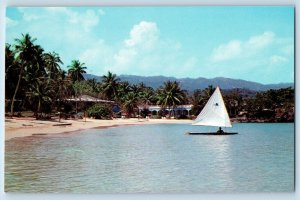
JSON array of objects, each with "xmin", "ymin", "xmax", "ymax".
[
  {"xmin": 138, "ymin": 104, "xmax": 193, "ymax": 111},
  {"xmin": 65, "ymin": 95, "xmax": 114, "ymax": 103}
]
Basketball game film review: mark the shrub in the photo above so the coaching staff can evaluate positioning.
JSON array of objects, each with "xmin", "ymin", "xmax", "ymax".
[
  {"xmin": 87, "ymin": 104, "xmax": 112, "ymax": 119},
  {"xmin": 140, "ymin": 108, "xmax": 150, "ymax": 118}
]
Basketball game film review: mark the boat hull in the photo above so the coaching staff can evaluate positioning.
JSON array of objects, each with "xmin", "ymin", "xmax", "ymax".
[{"xmin": 186, "ymin": 132, "xmax": 238, "ymax": 135}]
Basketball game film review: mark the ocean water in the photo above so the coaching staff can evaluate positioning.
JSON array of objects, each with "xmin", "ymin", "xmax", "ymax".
[{"xmin": 5, "ymin": 123, "xmax": 294, "ymax": 193}]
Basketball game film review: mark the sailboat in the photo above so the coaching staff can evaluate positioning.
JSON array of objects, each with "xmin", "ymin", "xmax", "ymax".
[{"xmin": 187, "ymin": 86, "xmax": 238, "ymax": 135}]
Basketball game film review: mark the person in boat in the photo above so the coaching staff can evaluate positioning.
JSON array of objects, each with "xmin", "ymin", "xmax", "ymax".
[{"xmin": 217, "ymin": 127, "xmax": 224, "ymax": 134}]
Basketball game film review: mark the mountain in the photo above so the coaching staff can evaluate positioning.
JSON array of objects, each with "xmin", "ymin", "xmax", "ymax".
[{"xmin": 83, "ymin": 74, "xmax": 293, "ymax": 92}]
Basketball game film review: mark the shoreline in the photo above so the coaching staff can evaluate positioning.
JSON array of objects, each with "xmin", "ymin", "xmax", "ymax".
[
  {"xmin": 5, "ymin": 118, "xmax": 193, "ymax": 141},
  {"xmin": 5, "ymin": 117, "xmax": 293, "ymax": 141}
]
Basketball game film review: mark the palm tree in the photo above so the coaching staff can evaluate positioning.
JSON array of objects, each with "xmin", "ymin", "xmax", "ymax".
[
  {"xmin": 54, "ymin": 69, "xmax": 69, "ymax": 97},
  {"xmin": 117, "ymin": 81, "xmax": 131, "ymax": 99},
  {"xmin": 131, "ymin": 84, "xmax": 141, "ymax": 94},
  {"xmin": 224, "ymin": 89, "xmax": 243, "ymax": 117},
  {"xmin": 190, "ymin": 89, "xmax": 205, "ymax": 116},
  {"xmin": 67, "ymin": 60, "xmax": 87, "ymax": 82},
  {"xmin": 72, "ymin": 80, "xmax": 99, "ymax": 97},
  {"xmin": 10, "ymin": 33, "xmax": 41, "ymax": 117},
  {"xmin": 44, "ymin": 51, "xmax": 63, "ymax": 79},
  {"xmin": 203, "ymin": 85, "xmax": 215, "ymax": 100},
  {"xmin": 5, "ymin": 44, "xmax": 19, "ymax": 100},
  {"xmin": 55, "ymin": 69, "xmax": 70, "ymax": 107},
  {"xmin": 26, "ymin": 77, "xmax": 56, "ymax": 119},
  {"xmin": 139, "ymin": 87, "xmax": 155, "ymax": 106},
  {"xmin": 54, "ymin": 69, "xmax": 74, "ymax": 118},
  {"xmin": 5, "ymin": 44, "xmax": 15, "ymax": 74},
  {"xmin": 156, "ymin": 81, "xmax": 185, "ymax": 118},
  {"xmin": 23, "ymin": 45, "xmax": 46, "ymax": 87},
  {"xmin": 87, "ymin": 78, "xmax": 100, "ymax": 94},
  {"xmin": 123, "ymin": 91, "xmax": 139, "ymax": 117},
  {"xmin": 101, "ymin": 71, "xmax": 120, "ymax": 100}
]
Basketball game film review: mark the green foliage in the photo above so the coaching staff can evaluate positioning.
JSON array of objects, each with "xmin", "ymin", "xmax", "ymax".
[
  {"xmin": 44, "ymin": 52, "xmax": 63, "ymax": 79},
  {"xmin": 140, "ymin": 108, "xmax": 150, "ymax": 118},
  {"xmin": 87, "ymin": 104, "xmax": 112, "ymax": 119},
  {"xmin": 122, "ymin": 91, "xmax": 139, "ymax": 117},
  {"xmin": 67, "ymin": 60, "xmax": 87, "ymax": 82},
  {"xmin": 190, "ymin": 86, "xmax": 294, "ymax": 122},
  {"xmin": 5, "ymin": 33, "xmax": 294, "ymax": 122},
  {"xmin": 244, "ymin": 87, "xmax": 294, "ymax": 121},
  {"xmin": 155, "ymin": 81, "xmax": 186, "ymax": 118},
  {"xmin": 156, "ymin": 81, "xmax": 186, "ymax": 108},
  {"xmin": 223, "ymin": 89, "xmax": 243, "ymax": 117},
  {"xmin": 6, "ymin": 33, "xmax": 67, "ymax": 118},
  {"xmin": 8, "ymin": 33, "xmax": 46, "ymax": 117},
  {"xmin": 101, "ymin": 71, "xmax": 120, "ymax": 100},
  {"xmin": 139, "ymin": 86, "xmax": 156, "ymax": 105},
  {"xmin": 190, "ymin": 89, "xmax": 204, "ymax": 116},
  {"xmin": 5, "ymin": 44, "xmax": 20, "ymax": 100},
  {"xmin": 25, "ymin": 77, "xmax": 56, "ymax": 118}
]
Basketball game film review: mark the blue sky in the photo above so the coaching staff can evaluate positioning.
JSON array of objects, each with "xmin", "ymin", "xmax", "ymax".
[{"xmin": 6, "ymin": 6, "xmax": 294, "ymax": 84}]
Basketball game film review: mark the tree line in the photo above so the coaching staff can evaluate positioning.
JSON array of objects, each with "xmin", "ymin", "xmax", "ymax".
[{"xmin": 5, "ymin": 34, "xmax": 294, "ymax": 122}]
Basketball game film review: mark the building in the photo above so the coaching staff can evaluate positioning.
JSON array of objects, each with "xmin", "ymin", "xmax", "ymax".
[{"xmin": 137, "ymin": 104, "xmax": 193, "ymax": 118}]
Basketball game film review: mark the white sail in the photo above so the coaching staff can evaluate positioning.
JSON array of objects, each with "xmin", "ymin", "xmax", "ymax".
[{"xmin": 193, "ymin": 86, "xmax": 232, "ymax": 127}]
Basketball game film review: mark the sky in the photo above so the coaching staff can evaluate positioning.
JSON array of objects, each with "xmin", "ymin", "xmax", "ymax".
[{"xmin": 6, "ymin": 6, "xmax": 294, "ymax": 84}]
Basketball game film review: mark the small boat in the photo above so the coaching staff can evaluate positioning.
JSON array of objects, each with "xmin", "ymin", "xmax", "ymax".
[
  {"xmin": 187, "ymin": 86, "xmax": 238, "ymax": 135},
  {"xmin": 187, "ymin": 132, "xmax": 238, "ymax": 135}
]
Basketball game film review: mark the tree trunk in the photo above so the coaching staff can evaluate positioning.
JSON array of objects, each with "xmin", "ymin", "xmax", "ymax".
[
  {"xmin": 36, "ymin": 98, "xmax": 41, "ymax": 119},
  {"xmin": 76, "ymin": 102, "xmax": 78, "ymax": 113},
  {"xmin": 173, "ymin": 106, "xmax": 176, "ymax": 119},
  {"xmin": 10, "ymin": 65, "xmax": 23, "ymax": 118}
]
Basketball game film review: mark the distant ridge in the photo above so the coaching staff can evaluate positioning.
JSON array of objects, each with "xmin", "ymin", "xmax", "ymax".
[{"xmin": 84, "ymin": 74, "xmax": 293, "ymax": 91}]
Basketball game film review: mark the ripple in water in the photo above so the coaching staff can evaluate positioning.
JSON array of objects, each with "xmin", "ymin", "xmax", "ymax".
[{"xmin": 5, "ymin": 123, "xmax": 294, "ymax": 193}]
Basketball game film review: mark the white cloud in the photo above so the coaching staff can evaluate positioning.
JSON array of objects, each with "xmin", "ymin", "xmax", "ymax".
[
  {"xmin": 246, "ymin": 31, "xmax": 275, "ymax": 49},
  {"xmin": 51, "ymin": 8, "xmax": 100, "ymax": 32},
  {"xmin": 44, "ymin": 7, "xmax": 69, "ymax": 14},
  {"xmin": 183, "ymin": 57, "xmax": 198, "ymax": 69},
  {"xmin": 270, "ymin": 55, "xmax": 288, "ymax": 65},
  {"xmin": 281, "ymin": 44, "xmax": 294, "ymax": 56},
  {"xmin": 114, "ymin": 48, "xmax": 137, "ymax": 66},
  {"xmin": 207, "ymin": 31, "xmax": 293, "ymax": 83},
  {"xmin": 98, "ymin": 9, "xmax": 105, "ymax": 16},
  {"xmin": 124, "ymin": 21, "xmax": 159, "ymax": 49},
  {"xmin": 79, "ymin": 40, "xmax": 114, "ymax": 74},
  {"xmin": 17, "ymin": 7, "xmax": 43, "ymax": 21},
  {"xmin": 211, "ymin": 31, "xmax": 275, "ymax": 63},
  {"xmin": 68, "ymin": 10, "xmax": 100, "ymax": 32},
  {"xmin": 9, "ymin": 7, "xmax": 105, "ymax": 72},
  {"xmin": 7, "ymin": 7, "xmax": 294, "ymax": 84},
  {"xmin": 111, "ymin": 21, "xmax": 160, "ymax": 72},
  {"xmin": 6, "ymin": 17, "xmax": 18, "ymax": 27},
  {"xmin": 19, "ymin": 7, "xmax": 101, "ymax": 32},
  {"xmin": 77, "ymin": 20, "xmax": 198, "ymax": 77},
  {"xmin": 78, "ymin": 21, "xmax": 161, "ymax": 76},
  {"xmin": 211, "ymin": 40, "xmax": 241, "ymax": 62}
]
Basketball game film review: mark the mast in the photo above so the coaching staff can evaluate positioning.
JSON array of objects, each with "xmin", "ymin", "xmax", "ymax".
[{"xmin": 193, "ymin": 86, "xmax": 232, "ymax": 127}]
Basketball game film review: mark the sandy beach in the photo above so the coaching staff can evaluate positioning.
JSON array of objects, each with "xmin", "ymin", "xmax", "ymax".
[{"xmin": 5, "ymin": 117, "xmax": 193, "ymax": 141}]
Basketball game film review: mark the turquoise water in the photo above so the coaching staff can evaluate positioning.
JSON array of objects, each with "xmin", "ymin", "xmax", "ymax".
[{"xmin": 5, "ymin": 123, "xmax": 294, "ymax": 193}]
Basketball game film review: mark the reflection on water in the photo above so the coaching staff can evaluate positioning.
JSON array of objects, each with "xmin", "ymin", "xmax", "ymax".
[{"xmin": 5, "ymin": 123, "xmax": 294, "ymax": 193}]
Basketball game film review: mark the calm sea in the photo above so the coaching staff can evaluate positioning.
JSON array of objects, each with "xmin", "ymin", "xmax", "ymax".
[{"xmin": 5, "ymin": 123, "xmax": 294, "ymax": 193}]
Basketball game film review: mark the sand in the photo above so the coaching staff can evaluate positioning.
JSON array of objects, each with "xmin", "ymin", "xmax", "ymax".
[{"xmin": 5, "ymin": 117, "xmax": 193, "ymax": 141}]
